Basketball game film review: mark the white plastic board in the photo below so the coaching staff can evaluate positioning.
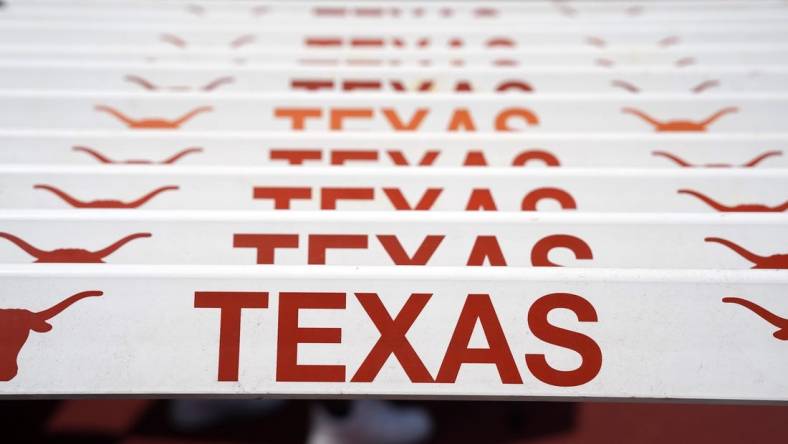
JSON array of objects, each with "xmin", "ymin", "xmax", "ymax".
[
  {"xmin": 3, "ymin": 1, "xmax": 788, "ymax": 23},
  {"xmin": 0, "ymin": 93, "xmax": 783, "ymax": 133},
  {"xmin": 3, "ymin": 46, "xmax": 785, "ymax": 67},
  {"xmin": 0, "ymin": 266, "xmax": 785, "ymax": 401},
  {"xmin": 2, "ymin": 131, "xmax": 786, "ymax": 168},
  {"xmin": 1, "ymin": 63, "xmax": 786, "ymax": 94},
  {"xmin": 0, "ymin": 166, "xmax": 785, "ymax": 213},
  {"xmin": 0, "ymin": 211, "xmax": 784, "ymax": 269},
  {"xmin": 2, "ymin": 23, "xmax": 788, "ymax": 48}
]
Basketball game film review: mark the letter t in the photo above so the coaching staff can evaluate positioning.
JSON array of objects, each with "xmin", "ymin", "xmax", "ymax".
[{"xmin": 194, "ymin": 291, "xmax": 269, "ymax": 382}]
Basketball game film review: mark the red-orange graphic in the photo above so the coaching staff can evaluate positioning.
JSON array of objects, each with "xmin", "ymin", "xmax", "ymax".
[
  {"xmin": 622, "ymin": 107, "xmax": 738, "ymax": 132},
  {"xmin": 587, "ymin": 36, "xmax": 691, "ymax": 67},
  {"xmin": 0, "ymin": 232, "xmax": 151, "ymax": 263},
  {"xmin": 611, "ymin": 79, "xmax": 719, "ymax": 94},
  {"xmin": 530, "ymin": 235, "xmax": 593, "ymax": 267},
  {"xmin": 94, "ymin": 105, "xmax": 213, "ymax": 129},
  {"xmin": 521, "ymin": 188, "xmax": 577, "ymax": 211},
  {"xmin": 125, "ymin": 75, "xmax": 234, "ymax": 91},
  {"xmin": 73, "ymin": 146, "xmax": 203, "ymax": 164},
  {"xmin": 678, "ymin": 189, "xmax": 788, "ymax": 212},
  {"xmin": 658, "ymin": 36, "xmax": 681, "ymax": 47},
  {"xmin": 34, "ymin": 185, "xmax": 179, "ymax": 209},
  {"xmin": 691, "ymin": 80, "xmax": 720, "ymax": 93},
  {"xmin": 487, "ymin": 38, "xmax": 515, "ymax": 48},
  {"xmin": 705, "ymin": 237, "xmax": 787, "ymax": 269},
  {"xmin": 675, "ymin": 57, "xmax": 696, "ymax": 67},
  {"xmin": 159, "ymin": 33, "xmax": 187, "ymax": 48},
  {"xmin": 553, "ymin": 0, "xmax": 577, "ymax": 17},
  {"xmin": 722, "ymin": 297, "xmax": 787, "ymax": 340},
  {"xmin": 0, "ymin": 290, "xmax": 103, "ymax": 381},
  {"xmin": 586, "ymin": 36, "xmax": 607, "ymax": 48},
  {"xmin": 160, "ymin": 33, "xmax": 256, "ymax": 49},
  {"xmin": 652, "ymin": 150, "xmax": 782, "ymax": 168}
]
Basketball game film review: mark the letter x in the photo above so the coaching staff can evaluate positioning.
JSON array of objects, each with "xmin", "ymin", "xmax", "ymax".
[{"xmin": 352, "ymin": 292, "xmax": 434, "ymax": 382}]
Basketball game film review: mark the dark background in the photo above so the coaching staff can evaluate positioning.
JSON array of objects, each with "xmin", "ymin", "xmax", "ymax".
[{"xmin": 2, "ymin": 399, "xmax": 786, "ymax": 443}]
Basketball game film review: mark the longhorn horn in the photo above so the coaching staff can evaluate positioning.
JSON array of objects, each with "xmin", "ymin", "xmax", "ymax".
[
  {"xmin": 611, "ymin": 80, "xmax": 640, "ymax": 93},
  {"xmin": 124, "ymin": 75, "xmax": 158, "ymax": 91},
  {"xmin": 773, "ymin": 201, "xmax": 788, "ymax": 212},
  {"xmin": 160, "ymin": 33, "xmax": 187, "ymax": 48},
  {"xmin": 652, "ymin": 151, "xmax": 692, "ymax": 166},
  {"xmin": 72, "ymin": 146, "xmax": 115, "ymax": 163},
  {"xmin": 743, "ymin": 150, "xmax": 782, "ymax": 167},
  {"xmin": 91, "ymin": 233, "xmax": 152, "ymax": 259},
  {"xmin": 691, "ymin": 80, "xmax": 720, "ymax": 94},
  {"xmin": 202, "ymin": 77, "xmax": 235, "ymax": 91},
  {"xmin": 704, "ymin": 237, "xmax": 767, "ymax": 265},
  {"xmin": 36, "ymin": 290, "xmax": 103, "ymax": 321},
  {"xmin": 0, "ymin": 232, "xmax": 48, "ymax": 259},
  {"xmin": 698, "ymin": 107, "xmax": 738, "ymax": 127},
  {"xmin": 94, "ymin": 105, "xmax": 138, "ymax": 126},
  {"xmin": 677, "ymin": 189, "xmax": 730, "ymax": 211},
  {"xmin": 621, "ymin": 107, "xmax": 663, "ymax": 128},
  {"xmin": 34, "ymin": 184, "xmax": 87, "ymax": 207},
  {"xmin": 171, "ymin": 107, "xmax": 213, "ymax": 127},
  {"xmin": 125, "ymin": 186, "xmax": 179, "ymax": 208},
  {"xmin": 723, "ymin": 297, "xmax": 788, "ymax": 339},
  {"xmin": 161, "ymin": 147, "xmax": 203, "ymax": 164}
]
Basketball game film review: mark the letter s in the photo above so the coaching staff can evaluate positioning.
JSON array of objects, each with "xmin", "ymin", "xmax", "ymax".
[{"xmin": 525, "ymin": 293, "xmax": 602, "ymax": 387}]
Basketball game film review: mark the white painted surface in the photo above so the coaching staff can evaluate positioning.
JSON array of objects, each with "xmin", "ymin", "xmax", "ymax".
[
  {"xmin": 1, "ymin": 131, "xmax": 787, "ymax": 168},
  {"xmin": 0, "ymin": 211, "xmax": 783, "ymax": 269},
  {"xmin": 2, "ymin": 46, "xmax": 787, "ymax": 67},
  {"xmin": 0, "ymin": 92, "xmax": 780, "ymax": 133},
  {"xmin": 0, "ymin": 166, "xmax": 785, "ymax": 213},
  {"xmin": 0, "ymin": 63, "xmax": 785, "ymax": 94},
  {"xmin": 0, "ymin": 266, "xmax": 785, "ymax": 400}
]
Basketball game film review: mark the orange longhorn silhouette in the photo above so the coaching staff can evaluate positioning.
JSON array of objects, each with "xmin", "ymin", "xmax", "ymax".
[
  {"xmin": 94, "ymin": 105, "xmax": 213, "ymax": 129},
  {"xmin": 159, "ymin": 33, "xmax": 256, "ymax": 49},
  {"xmin": 622, "ymin": 107, "xmax": 738, "ymax": 132},
  {"xmin": 611, "ymin": 80, "xmax": 719, "ymax": 94},
  {"xmin": 0, "ymin": 232, "xmax": 151, "ymax": 263},
  {"xmin": 73, "ymin": 146, "xmax": 203, "ymax": 164},
  {"xmin": 723, "ymin": 297, "xmax": 788, "ymax": 340},
  {"xmin": 125, "ymin": 75, "xmax": 234, "ymax": 92},
  {"xmin": 678, "ymin": 189, "xmax": 788, "ymax": 212},
  {"xmin": 0, "ymin": 291, "xmax": 103, "ymax": 381},
  {"xmin": 652, "ymin": 150, "xmax": 782, "ymax": 168},
  {"xmin": 587, "ymin": 35, "xmax": 679, "ymax": 49},
  {"xmin": 34, "ymin": 185, "xmax": 179, "ymax": 209}
]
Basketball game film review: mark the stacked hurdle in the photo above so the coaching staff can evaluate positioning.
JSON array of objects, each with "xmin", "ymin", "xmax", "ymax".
[{"xmin": 0, "ymin": 0, "xmax": 786, "ymax": 402}]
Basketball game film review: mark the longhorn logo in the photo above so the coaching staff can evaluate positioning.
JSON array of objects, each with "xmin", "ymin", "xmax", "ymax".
[
  {"xmin": 652, "ymin": 150, "xmax": 782, "ymax": 168},
  {"xmin": 611, "ymin": 79, "xmax": 719, "ymax": 94},
  {"xmin": 704, "ymin": 237, "xmax": 787, "ymax": 269},
  {"xmin": 0, "ymin": 232, "xmax": 151, "ymax": 263},
  {"xmin": 34, "ymin": 185, "xmax": 179, "ymax": 209},
  {"xmin": 0, "ymin": 290, "xmax": 103, "ymax": 381},
  {"xmin": 678, "ymin": 189, "xmax": 788, "ymax": 212},
  {"xmin": 587, "ymin": 36, "xmax": 690, "ymax": 67},
  {"xmin": 73, "ymin": 146, "xmax": 203, "ymax": 164},
  {"xmin": 159, "ymin": 33, "xmax": 256, "ymax": 49},
  {"xmin": 722, "ymin": 297, "xmax": 788, "ymax": 340},
  {"xmin": 622, "ymin": 107, "xmax": 738, "ymax": 132},
  {"xmin": 125, "ymin": 75, "xmax": 234, "ymax": 92},
  {"xmin": 94, "ymin": 105, "xmax": 213, "ymax": 129}
]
